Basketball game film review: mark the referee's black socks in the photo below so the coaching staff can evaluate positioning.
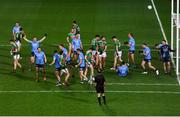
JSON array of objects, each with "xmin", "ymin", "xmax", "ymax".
[
  {"xmin": 97, "ymin": 97, "xmax": 101, "ymax": 105},
  {"xmin": 103, "ymin": 96, "xmax": 106, "ymax": 105}
]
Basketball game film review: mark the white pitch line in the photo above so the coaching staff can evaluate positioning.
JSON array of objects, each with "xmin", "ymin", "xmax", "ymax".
[
  {"xmin": 151, "ymin": 0, "xmax": 180, "ymax": 85},
  {"xmin": 106, "ymin": 83, "xmax": 179, "ymax": 86},
  {"xmin": 0, "ymin": 90, "xmax": 180, "ymax": 94}
]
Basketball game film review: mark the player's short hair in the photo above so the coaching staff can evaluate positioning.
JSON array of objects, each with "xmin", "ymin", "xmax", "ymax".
[
  {"xmin": 129, "ymin": 33, "xmax": 134, "ymax": 38},
  {"xmin": 59, "ymin": 44, "xmax": 64, "ymax": 47},
  {"xmin": 143, "ymin": 43, "xmax": 147, "ymax": 46},
  {"xmin": 121, "ymin": 61, "xmax": 125, "ymax": 65},
  {"xmin": 20, "ymin": 27, "xmax": 23, "ymax": 31},
  {"xmin": 89, "ymin": 47, "xmax": 93, "ymax": 50},
  {"xmin": 95, "ymin": 34, "xmax": 100, "ymax": 37},
  {"xmin": 112, "ymin": 36, "xmax": 117, "ymax": 39},
  {"xmin": 54, "ymin": 50, "xmax": 58, "ymax": 53},
  {"xmin": 59, "ymin": 50, "xmax": 63, "ymax": 55},
  {"xmin": 77, "ymin": 48, "xmax": 81, "ymax": 52},
  {"xmin": 100, "ymin": 36, "xmax": 105, "ymax": 39},
  {"xmin": 73, "ymin": 20, "xmax": 77, "ymax": 24},
  {"xmin": 162, "ymin": 39, "xmax": 166, "ymax": 43},
  {"xmin": 9, "ymin": 39, "xmax": 14, "ymax": 42}
]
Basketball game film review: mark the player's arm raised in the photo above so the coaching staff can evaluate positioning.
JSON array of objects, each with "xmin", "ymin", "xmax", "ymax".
[
  {"xmin": 39, "ymin": 34, "xmax": 47, "ymax": 43},
  {"xmin": 23, "ymin": 36, "xmax": 31, "ymax": 43}
]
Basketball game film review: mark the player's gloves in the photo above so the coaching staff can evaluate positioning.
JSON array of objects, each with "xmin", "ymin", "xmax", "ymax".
[{"xmin": 44, "ymin": 33, "xmax": 47, "ymax": 37}]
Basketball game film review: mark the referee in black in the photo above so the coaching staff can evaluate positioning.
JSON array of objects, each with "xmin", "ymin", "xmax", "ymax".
[{"xmin": 94, "ymin": 70, "xmax": 106, "ymax": 105}]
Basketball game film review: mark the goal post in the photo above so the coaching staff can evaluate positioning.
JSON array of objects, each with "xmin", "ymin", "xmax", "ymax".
[{"xmin": 171, "ymin": 0, "xmax": 180, "ymax": 82}]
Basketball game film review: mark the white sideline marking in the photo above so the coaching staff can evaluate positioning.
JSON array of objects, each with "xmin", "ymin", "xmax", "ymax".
[
  {"xmin": 106, "ymin": 83, "xmax": 178, "ymax": 86},
  {"xmin": 151, "ymin": 0, "xmax": 180, "ymax": 85},
  {"xmin": 0, "ymin": 90, "xmax": 180, "ymax": 94}
]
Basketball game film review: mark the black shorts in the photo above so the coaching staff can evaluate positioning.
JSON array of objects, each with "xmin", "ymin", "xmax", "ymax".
[
  {"xmin": 96, "ymin": 86, "xmax": 104, "ymax": 93},
  {"xmin": 31, "ymin": 52, "xmax": 35, "ymax": 57},
  {"xmin": 162, "ymin": 57, "xmax": 170, "ymax": 63},
  {"xmin": 55, "ymin": 67, "xmax": 61, "ymax": 71},
  {"xmin": 129, "ymin": 50, "xmax": 135, "ymax": 54},
  {"xmin": 79, "ymin": 67, "xmax": 86, "ymax": 71},
  {"xmin": 144, "ymin": 59, "xmax": 151, "ymax": 63},
  {"xmin": 36, "ymin": 64, "xmax": 45, "ymax": 68}
]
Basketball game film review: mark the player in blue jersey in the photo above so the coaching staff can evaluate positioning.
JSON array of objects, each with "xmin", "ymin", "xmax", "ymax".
[
  {"xmin": 71, "ymin": 34, "xmax": 83, "ymax": 61},
  {"xmin": 124, "ymin": 33, "xmax": 136, "ymax": 67},
  {"xmin": 117, "ymin": 62, "xmax": 128, "ymax": 77},
  {"xmin": 75, "ymin": 49, "xmax": 88, "ymax": 84},
  {"xmin": 23, "ymin": 34, "xmax": 47, "ymax": 70},
  {"xmin": 140, "ymin": 43, "xmax": 159, "ymax": 75},
  {"xmin": 59, "ymin": 44, "xmax": 71, "ymax": 64},
  {"xmin": 35, "ymin": 47, "xmax": 47, "ymax": 82},
  {"xmin": 49, "ymin": 50, "xmax": 62, "ymax": 86},
  {"xmin": 160, "ymin": 40, "xmax": 175, "ymax": 74},
  {"xmin": 12, "ymin": 23, "xmax": 21, "ymax": 40}
]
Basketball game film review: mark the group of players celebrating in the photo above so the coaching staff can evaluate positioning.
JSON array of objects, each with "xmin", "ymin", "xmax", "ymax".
[{"xmin": 10, "ymin": 20, "xmax": 175, "ymax": 87}]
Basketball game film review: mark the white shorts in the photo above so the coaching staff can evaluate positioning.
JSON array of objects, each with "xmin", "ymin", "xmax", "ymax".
[
  {"xmin": 114, "ymin": 51, "xmax": 122, "ymax": 58},
  {"xmin": 60, "ymin": 68, "xmax": 69, "ymax": 75},
  {"xmin": 99, "ymin": 52, "xmax": 107, "ymax": 58},
  {"xmin": 13, "ymin": 54, "xmax": 20, "ymax": 60},
  {"xmin": 92, "ymin": 50, "xmax": 97, "ymax": 56}
]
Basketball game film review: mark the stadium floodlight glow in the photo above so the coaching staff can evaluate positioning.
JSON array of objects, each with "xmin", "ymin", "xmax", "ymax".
[{"xmin": 171, "ymin": 0, "xmax": 180, "ymax": 84}]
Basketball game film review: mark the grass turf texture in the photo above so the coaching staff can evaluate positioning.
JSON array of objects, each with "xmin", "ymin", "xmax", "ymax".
[{"xmin": 0, "ymin": 0, "xmax": 180, "ymax": 116}]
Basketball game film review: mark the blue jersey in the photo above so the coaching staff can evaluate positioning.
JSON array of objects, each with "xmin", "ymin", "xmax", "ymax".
[
  {"xmin": 53, "ymin": 53, "xmax": 61, "ymax": 68},
  {"xmin": 72, "ymin": 38, "xmax": 81, "ymax": 51},
  {"xmin": 160, "ymin": 44, "xmax": 171, "ymax": 58},
  {"xmin": 78, "ymin": 52, "xmax": 86, "ymax": 67},
  {"xmin": 12, "ymin": 26, "xmax": 20, "ymax": 34},
  {"xmin": 62, "ymin": 47, "xmax": 71, "ymax": 62},
  {"xmin": 129, "ymin": 37, "xmax": 135, "ymax": 51},
  {"xmin": 35, "ymin": 51, "xmax": 45, "ymax": 65},
  {"xmin": 30, "ymin": 41, "xmax": 40, "ymax": 53},
  {"xmin": 117, "ymin": 65, "xmax": 128, "ymax": 77},
  {"xmin": 143, "ymin": 47, "xmax": 151, "ymax": 60}
]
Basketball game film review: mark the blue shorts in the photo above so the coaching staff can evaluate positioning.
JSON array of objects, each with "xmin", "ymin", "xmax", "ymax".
[
  {"xmin": 36, "ymin": 64, "xmax": 45, "ymax": 68},
  {"xmin": 144, "ymin": 59, "xmax": 151, "ymax": 62},
  {"xmin": 79, "ymin": 67, "xmax": 86, "ymax": 71},
  {"xmin": 55, "ymin": 67, "xmax": 61, "ymax": 71},
  {"xmin": 31, "ymin": 52, "xmax": 35, "ymax": 57},
  {"xmin": 162, "ymin": 57, "xmax": 170, "ymax": 63},
  {"xmin": 129, "ymin": 50, "xmax": 135, "ymax": 54}
]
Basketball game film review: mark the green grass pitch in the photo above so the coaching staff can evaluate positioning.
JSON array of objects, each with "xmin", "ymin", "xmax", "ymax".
[{"xmin": 0, "ymin": 0, "xmax": 180, "ymax": 116}]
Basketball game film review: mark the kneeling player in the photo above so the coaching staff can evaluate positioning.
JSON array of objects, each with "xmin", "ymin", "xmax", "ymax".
[
  {"xmin": 49, "ymin": 50, "xmax": 62, "ymax": 86},
  {"xmin": 94, "ymin": 70, "xmax": 106, "ymax": 105},
  {"xmin": 75, "ymin": 49, "xmax": 88, "ymax": 84},
  {"xmin": 117, "ymin": 62, "xmax": 128, "ymax": 77},
  {"xmin": 84, "ymin": 48, "xmax": 94, "ymax": 84},
  {"xmin": 140, "ymin": 43, "xmax": 159, "ymax": 75},
  {"xmin": 35, "ymin": 47, "xmax": 47, "ymax": 82}
]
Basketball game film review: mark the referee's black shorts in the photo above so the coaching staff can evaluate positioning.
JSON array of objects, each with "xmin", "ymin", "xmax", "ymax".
[{"xmin": 96, "ymin": 86, "xmax": 104, "ymax": 93}]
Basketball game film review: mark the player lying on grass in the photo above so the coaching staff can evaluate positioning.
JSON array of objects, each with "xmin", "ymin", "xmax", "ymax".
[
  {"xmin": 111, "ymin": 36, "xmax": 123, "ymax": 70},
  {"xmin": 124, "ymin": 33, "xmax": 136, "ymax": 68},
  {"xmin": 84, "ymin": 48, "xmax": 95, "ymax": 84},
  {"xmin": 75, "ymin": 48, "xmax": 88, "ymax": 84},
  {"xmin": 35, "ymin": 47, "xmax": 47, "ymax": 82},
  {"xmin": 94, "ymin": 70, "xmax": 106, "ymax": 105},
  {"xmin": 91, "ymin": 35, "xmax": 100, "ymax": 68},
  {"xmin": 23, "ymin": 34, "xmax": 47, "ymax": 71},
  {"xmin": 9, "ymin": 40, "xmax": 24, "ymax": 73},
  {"xmin": 140, "ymin": 43, "xmax": 159, "ymax": 75},
  {"xmin": 160, "ymin": 40, "xmax": 175, "ymax": 74},
  {"xmin": 71, "ymin": 34, "xmax": 83, "ymax": 61},
  {"xmin": 49, "ymin": 50, "xmax": 62, "ymax": 86},
  {"xmin": 116, "ymin": 61, "xmax": 128, "ymax": 77},
  {"xmin": 97, "ymin": 36, "xmax": 107, "ymax": 71}
]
